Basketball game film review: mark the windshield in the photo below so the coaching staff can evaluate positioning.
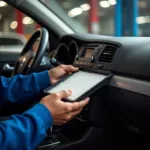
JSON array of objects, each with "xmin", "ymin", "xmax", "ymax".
[{"xmin": 41, "ymin": 0, "xmax": 150, "ymax": 37}]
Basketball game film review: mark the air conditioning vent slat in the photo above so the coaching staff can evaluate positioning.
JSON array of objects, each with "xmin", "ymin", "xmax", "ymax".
[
  {"xmin": 103, "ymin": 50, "xmax": 116, "ymax": 53},
  {"xmin": 100, "ymin": 58, "xmax": 113, "ymax": 60},
  {"xmin": 100, "ymin": 55, "xmax": 113, "ymax": 57},
  {"xmin": 101, "ymin": 53, "xmax": 114, "ymax": 56},
  {"xmin": 98, "ymin": 45, "xmax": 117, "ymax": 63}
]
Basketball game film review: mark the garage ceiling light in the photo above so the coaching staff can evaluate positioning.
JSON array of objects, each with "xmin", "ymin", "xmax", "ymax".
[
  {"xmin": 108, "ymin": 0, "xmax": 116, "ymax": 5},
  {"xmin": 0, "ymin": 1, "xmax": 7, "ymax": 7},
  {"xmin": 80, "ymin": 4, "xmax": 91, "ymax": 11},
  {"xmin": 136, "ymin": 16, "xmax": 150, "ymax": 24},
  {"xmin": 23, "ymin": 17, "xmax": 34, "ymax": 25},
  {"xmin": 68, "ymin": 7, "xmax": 83, "ymax": 18},
  {"xmin": 10, "ymin": 21, "xmax": 18, "ymax": 29},
  {"xmin": 136, "ymin": 16, "xmax": 146, "ymax": 24},
  {"xmin": 100, "ymin": 1, "xmax": 110, "ymax": 8}
]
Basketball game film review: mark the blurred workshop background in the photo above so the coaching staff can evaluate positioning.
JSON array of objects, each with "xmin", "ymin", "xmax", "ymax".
[{"xmin": 0, "ymin": 0, "xmax": 149, "ymax": 41}]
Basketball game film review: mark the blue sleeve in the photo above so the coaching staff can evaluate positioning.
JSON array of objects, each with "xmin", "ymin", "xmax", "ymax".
[
  {"xmin": 0, "ymin": 103, "xmax": 53, "ymax": 150},
  {"xmin": 0, "ymin": 71, "xmax": 51, "ymax": 104}
]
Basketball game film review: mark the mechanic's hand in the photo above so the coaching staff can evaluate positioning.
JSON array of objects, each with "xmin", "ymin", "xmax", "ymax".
[
  {"xmin": 48, "ymin": 65, "xmax": 79, "ymax": 84},
  {"xmin": 40, "ymin": 90, "xmax": 89, "ymax": 125}
]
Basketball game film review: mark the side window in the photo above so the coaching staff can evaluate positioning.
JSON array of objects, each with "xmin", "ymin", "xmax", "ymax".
[{"xmin": 0, "ymin": 2, "xmax": 40, "ymax": 46}]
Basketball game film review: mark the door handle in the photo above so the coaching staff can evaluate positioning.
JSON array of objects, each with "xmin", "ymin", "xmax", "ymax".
[{"xmin": 3, "ymin": 64, "xmax": 14, "ymax": 71}]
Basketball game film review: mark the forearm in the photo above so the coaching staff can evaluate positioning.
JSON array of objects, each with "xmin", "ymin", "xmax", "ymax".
[
  {"xmin": 0, "ymin": 71, "xmax": 51, "ymax": 104},
  {"xmin": 0, "ymin": 104, "xmax": 52, "ymax": 150}
]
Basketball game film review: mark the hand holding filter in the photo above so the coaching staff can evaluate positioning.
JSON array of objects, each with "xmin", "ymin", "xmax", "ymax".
[{"xmin": 44, "ymin": 71, "xmax": 112, "ymax": 102}]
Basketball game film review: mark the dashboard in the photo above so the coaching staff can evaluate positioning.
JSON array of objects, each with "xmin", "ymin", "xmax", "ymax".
[
  {"xmin": 54, "ymin": 33, "xmax": 150, "ymax": 96},
  {"xmin": 53, "ymin": 33, "xmax": 150, "ymax": 132},
  {"xmin": 57, "ymin": 34, "xmax": 150, "ymax": 80}
]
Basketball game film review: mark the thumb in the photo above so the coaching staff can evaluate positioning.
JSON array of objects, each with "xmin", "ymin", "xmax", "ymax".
[{"xmin": 56, "ymin": 90, "xmax": 72, "ymax": 99}]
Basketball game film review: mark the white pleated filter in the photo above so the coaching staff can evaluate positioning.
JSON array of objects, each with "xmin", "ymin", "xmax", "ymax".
[{"xmin": 47, "ymin": 71, "xmax": 107, "ymax": 101}]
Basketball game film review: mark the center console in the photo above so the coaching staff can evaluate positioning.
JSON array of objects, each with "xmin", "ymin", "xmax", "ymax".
[
  {"xmin": 74, "ymin": 44, "xmax": 103, "ymax": 68},
  {"xmin": 73, "ymin": 43, "xmax": 118, "ymax": 72}
]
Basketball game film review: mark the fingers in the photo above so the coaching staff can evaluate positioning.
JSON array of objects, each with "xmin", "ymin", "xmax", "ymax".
[
  {"xmin": 62, "ymin": 97, "xmax": 90, "ymax": 112},
  {"xmin": 48, "ymin": 95, "xmax": 89, "ymax": 125},
  {"xmin": 70, "ymin": 98, "xmax": 90, "ymax": 111},
  {"xmin": 59, "ymin": 65, "xmax": 79, "ymax": 73},
  {"xmin": 59, "ymin": 108, "xmax": 83, "ymax": 123},
  {"xmin": 51, "ymin": 90, "xmax": 72, "ymax": 100}
]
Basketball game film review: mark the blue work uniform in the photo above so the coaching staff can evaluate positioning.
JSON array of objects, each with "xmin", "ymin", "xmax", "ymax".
[{"xmin": 0, "ymin": 71, "xmax": 52, "ymax": 150}]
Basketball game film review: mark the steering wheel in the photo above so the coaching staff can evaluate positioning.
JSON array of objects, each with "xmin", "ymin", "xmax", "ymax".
[{"xmin": 13, "ymin": 28, "xmax": 49, "ymax": 75}]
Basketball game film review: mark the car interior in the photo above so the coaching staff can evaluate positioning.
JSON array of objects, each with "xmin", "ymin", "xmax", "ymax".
[{"xmin": 1, "ymin": 0, "xmax": 150, "ymax": 150}]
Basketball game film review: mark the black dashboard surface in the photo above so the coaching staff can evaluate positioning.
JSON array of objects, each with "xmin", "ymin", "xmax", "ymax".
[
  {"xmin": 57, "ymin": 33, "xmax": 150, "ymax": 134},
  {"xmin": 59, "ymin": 33, "xmax": 150, "ymax": 80}
]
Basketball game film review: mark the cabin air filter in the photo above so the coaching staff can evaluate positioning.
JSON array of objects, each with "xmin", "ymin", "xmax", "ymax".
[{"xmin": 44, "ymin": 71, "xmax": 112, "ymax": 102}]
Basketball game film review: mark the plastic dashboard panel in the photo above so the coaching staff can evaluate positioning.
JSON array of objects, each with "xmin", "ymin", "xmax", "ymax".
[
  {"xmin": 60, "ymin": 33, "xmax": 150, "ymax": 80},
  {"xmin": 57, "ymin": 33, "xmax": 150, "ymax": 133},
  {"xmin": 57, "ymin": 33, "xmax": 150, "ymax": 97}
]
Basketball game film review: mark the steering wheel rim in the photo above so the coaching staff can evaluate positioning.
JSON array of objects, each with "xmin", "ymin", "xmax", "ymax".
[{"xmin": 13, "ymin": 28, "xmax": 49, "ymax": 75}]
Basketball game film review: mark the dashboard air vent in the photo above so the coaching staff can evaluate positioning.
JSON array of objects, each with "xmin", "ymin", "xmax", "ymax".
[{"xmin": 98, "ymin": 45, "xmax": 117, "ymax": 63}]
